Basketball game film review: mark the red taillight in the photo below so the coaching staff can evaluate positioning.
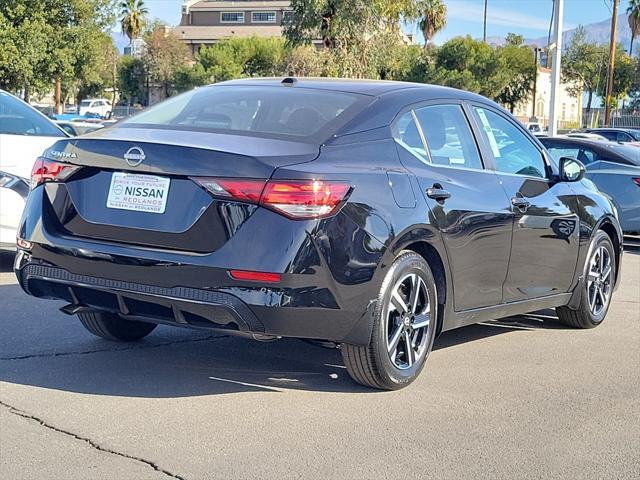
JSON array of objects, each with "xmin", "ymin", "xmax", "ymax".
[
  {"xmin": 633, "ymin": 178, "xmax": 640, "ymax": 187},
  {"xmin": 261, "ymin": 180, "xmax": 351, "ymax": 218},
  {"xmin": 191, "ymin": 178, "xmax": 351, "ymax": 219},
  {"xmin": 228, "ymin": 270, "xmax": 281, "ymax": 283},
  {"xmin": 191, "ymin": 178, "xmax": 266, "ymax": 203},
  {"xmin": 30, "ymin": 157, "xmax": 79, "ymax": 189}
]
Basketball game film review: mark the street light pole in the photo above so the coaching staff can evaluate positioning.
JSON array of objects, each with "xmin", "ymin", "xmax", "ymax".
[
  {"xmin": 548, "ymin": 0, "xmax": 564, "ymax": 136},
  {"xmin": 604, "ymin": 0, "xmax": 619, "ymax": 127}
]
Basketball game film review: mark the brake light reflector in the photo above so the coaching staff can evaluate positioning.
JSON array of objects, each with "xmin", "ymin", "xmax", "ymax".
[
  {"xmin": 30, "ymin": 157, "xmax": 79, "ymax": 189},
  {"xmin": 228, "ymin": 270, "xmax": 281, "ymax": 283},
  {"xmin": 633, "ymin": 177, "xmax": 640, "ymax": 187},
  {"xmin": 261, "ymin": 180, "xmax": 351, "ymax": 219},
  {"xmin": 191, "ymin": 177, "xmax": 352, "ymax": 219}
]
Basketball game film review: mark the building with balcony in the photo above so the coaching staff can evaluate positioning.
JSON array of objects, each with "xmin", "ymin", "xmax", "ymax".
[{"xmin": 175, "ymin": 1, "xmax": 295, "ymax": 54}]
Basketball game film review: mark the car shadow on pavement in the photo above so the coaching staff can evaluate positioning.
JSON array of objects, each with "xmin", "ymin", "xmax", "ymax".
[{"xmin": 0, "ymin": 274, "xmax": 570, "ymax": 396}]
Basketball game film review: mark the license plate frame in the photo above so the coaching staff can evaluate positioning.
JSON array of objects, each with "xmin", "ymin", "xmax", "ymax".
[{"xmin": 106, "ymin": 172, "xmax": 170, "ymax": 214}]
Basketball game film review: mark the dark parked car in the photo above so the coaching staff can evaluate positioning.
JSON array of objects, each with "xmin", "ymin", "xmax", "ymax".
[
  {"xmin": 585, "ymin": 128, "xmax": 640, "ymax": 144},
  {"xmin": 540, "ymin": 136, "xmax": 640, "ymax": 234},
  {"xmin": 15, "ymin": 79, "xmax": 623, "ymax": 390}
]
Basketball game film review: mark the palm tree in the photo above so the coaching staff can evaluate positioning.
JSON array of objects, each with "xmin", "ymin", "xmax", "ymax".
[
  {"xmin": 418, "ymin": 0, "xmax": 447, "ymax": 48},
  {"xmin": 628, "ymin": 0, "xmax": 640, "ymax": 56},
  {"xmin": 120, "ymin": 0, "xmax": 148, "ymax": 42}
]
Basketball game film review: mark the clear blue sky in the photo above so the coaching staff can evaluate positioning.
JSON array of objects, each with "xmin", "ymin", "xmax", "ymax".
[{"xmin": 143, "ymin": 0, "xmax": 619, "ymax": 42}]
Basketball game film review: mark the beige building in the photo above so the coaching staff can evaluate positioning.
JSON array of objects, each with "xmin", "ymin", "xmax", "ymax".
[
  {"xmin": 175, "ymin": 0, "xmax": 295, "ymax": 54},
  {"xmin": 513, "ymin": 66, "xmax": 583, "ymax": 129}
]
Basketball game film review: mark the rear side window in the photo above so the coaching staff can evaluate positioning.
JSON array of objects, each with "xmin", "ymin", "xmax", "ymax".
[
  {"xmin": 0, "ymin": 91, "xmax": 65, "ymax": 137},
  {"xmin": 413, "ymin": 104, "xmax": 484, "ymax": 170},
  {"xmin": 394, "ymin": 111, "xmax": 429, "ymax": 162},
  {"xmin": 123, "ymin": 86, "xmax": 369, "ymax": 142}
]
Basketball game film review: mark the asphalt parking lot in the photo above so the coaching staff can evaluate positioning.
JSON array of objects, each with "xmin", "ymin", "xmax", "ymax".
[{"xmin": 0, "ymin": 248, "xmax": 638, "ymax": 480}]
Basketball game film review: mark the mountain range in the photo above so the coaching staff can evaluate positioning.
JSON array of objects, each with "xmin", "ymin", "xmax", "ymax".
[{"xmin": 487, "ymin": 13, "xmax": 635, "ymax": 52}]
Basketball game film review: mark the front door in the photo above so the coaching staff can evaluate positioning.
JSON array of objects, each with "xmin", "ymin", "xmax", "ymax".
[
  {"xmin": 393, "ymin": 103, "xmax": 513, "ymax": 311},
  {"xmin": 470, "ymin": 105, "xmax": 580, "ymax": 302}
]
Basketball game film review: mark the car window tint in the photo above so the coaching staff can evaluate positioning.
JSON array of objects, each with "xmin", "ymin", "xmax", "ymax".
[
  {"xmin": 394, "ymin": 111, "xmax": 429, "ymax": 162},
  {"xmin": 0, "ymin": 91, "xmax": 65, "ymax": 137},
  {"xmin": 617, "ymin": 132, "xmax": 631, "ymax": 142},
  {"xmin": 413, "ymin": 104, "xmax": 483, "ymax": 170},
  {"xmin": 474, "ymin": 107, "xmax": 546, "ymax": 178},
  {"xmin": 124, "ymin": 86, "xmax": 369, "ymax": 141},
  {"xmin": 546, "ymin": 146, "xmax": 596, "ymax": 165}
]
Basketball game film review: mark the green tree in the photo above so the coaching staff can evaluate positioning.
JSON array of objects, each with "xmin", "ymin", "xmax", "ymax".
[
  {"xmin": 117, "ymin": 55, "xmax": 146, "ymax": 104},
  {"xmin": 417, "ymin": 0, "xmax": 447, "ymax": 48},
  {"xmin": 496, "ymin": 33, "xmax": 536, "ymax": 112},
  {"xmin": 120, "ymin": 0, "xmax": 148, "ymax": 41},
  {"xmin": 143, "ymin": 26, "xmax": 191, "ymax": 98},
  {"xmin": 597, "ymin": 47, "xmax": 637, "ymax": 109},
  {"xmin": 433, "ymin": 36, "xmax": 506, "ymax": 97},
  {"xmin": 561, "ymin": 26, "xmax": 608, "ymax": 118}
]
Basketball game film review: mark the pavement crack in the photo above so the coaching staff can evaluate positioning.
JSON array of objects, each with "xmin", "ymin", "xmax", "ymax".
[
  {"xmin": 0, "ymin": 400, "xmax": 187, "ymax": 480},
  {"xmin": 0, "ymin": 334, "xmax": 226, "ymax": 361}
]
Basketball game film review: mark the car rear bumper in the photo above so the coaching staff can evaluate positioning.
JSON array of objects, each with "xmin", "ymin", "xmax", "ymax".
[{"xmin": 14, "ymin": 212, "xmax": 382, "ymax": 346}]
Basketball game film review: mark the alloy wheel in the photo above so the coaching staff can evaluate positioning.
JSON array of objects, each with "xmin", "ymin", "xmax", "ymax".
[
  {"xmin": 386, "ymin": 273, "xmax": 431, "ymax": 370},
  {"xmin": 587, "ymin": 246, "xmax": 612, "ymax": 316}
]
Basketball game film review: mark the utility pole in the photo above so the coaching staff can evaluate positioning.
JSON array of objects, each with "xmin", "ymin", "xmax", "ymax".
[
  {"xmin": 548, "ymin": 0, "xmax": 564, "ymax": 136},
  {"xmin": 604, "ymin": 0, "xmax": 619, "ymax": 127},
  {"xmin": 483, "ymin": 0, "xmax": 488, "ymax": 42},
  {"xmin": 531, "ymin": 48, "xmax": 540, "ymax": 121}
]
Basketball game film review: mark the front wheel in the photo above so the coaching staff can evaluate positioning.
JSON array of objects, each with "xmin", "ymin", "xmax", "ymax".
[
  {"xmin": 341, "ymin": 251, "xmax": 438, "ymax": 390},
  {"xmin": 556, "ymin": 230, "xmax": 616, "ymax": 328}
]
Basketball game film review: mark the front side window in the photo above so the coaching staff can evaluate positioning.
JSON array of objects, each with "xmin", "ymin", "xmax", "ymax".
[
  {"xmin": 221, "ymin": 12, "xmax": 244, "ymax": 23},
  {"xmin": 545, "ymin": 145, "xmax": 596, "ymax": 166},
  {"xmin": 474, "ymin": 107, "xmax": 547, "ymax": 178},
  {"xmin": 122, "ymin": 86, "xmax": 369, "ymax": 142},
  {"xmin": 252, "ymin": 11, "xmax": 276, "ymax": 23},
  {"xmin": 413, "ymin": 104, "xmax": 484, "ymax": 170},
  {"xmin": 0, "ymin": 91, "xmax": 65, "ymax": 137}
]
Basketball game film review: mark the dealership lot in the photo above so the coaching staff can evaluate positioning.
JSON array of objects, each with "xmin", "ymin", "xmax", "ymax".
[{"xmin": 0, "ymin": 249, "xmax": 638, "ymax": 480}]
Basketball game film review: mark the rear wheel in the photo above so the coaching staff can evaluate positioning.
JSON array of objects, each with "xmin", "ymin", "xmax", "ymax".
[
  {"xmin": 556, "ymin": 230, "xmax": 616, "ymax": 328},
  {"xmin": 78, "ymin": 311, "xmax": 157, "ymax": 341},
  {"xmin": 341, "ymin": 251, "xmax": 437, "ymax": 390}
]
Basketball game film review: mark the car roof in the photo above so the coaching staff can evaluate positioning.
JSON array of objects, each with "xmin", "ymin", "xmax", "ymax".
[
  {"xmin": 588, "ymin": 127, "xmax": 640, "ymax": 132},
  {"xmin": 215, "ymin": 77, "xmax": 487, "ymax": 101}
]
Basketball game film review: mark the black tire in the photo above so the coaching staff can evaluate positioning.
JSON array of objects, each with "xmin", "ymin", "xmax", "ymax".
[
  {"xmin": 78, "ymin": 311, "xmax": 157, "ymax": 341},
  {"xmin": 341, "ymin": 251, "xmax": 438, "ymax": 390},
  {"xmin": 556, "ymin": 230, "xmax": 616, "ymax": 329}
]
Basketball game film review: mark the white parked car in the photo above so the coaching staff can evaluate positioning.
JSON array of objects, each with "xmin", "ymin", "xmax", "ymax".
[
  {"xmin": 78, "ymin": 98, "xmax": 112, "ymax": 118},
  {"xmin": 0, "ymin": 90, "xmax": 67, "ymax": 250}
]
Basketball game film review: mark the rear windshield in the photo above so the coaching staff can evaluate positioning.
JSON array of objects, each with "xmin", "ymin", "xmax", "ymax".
[
  {"xmin": 122, "ymin": 85, "xmax": 370, "ymax": 141},
  {"xmin": 609, "ymin": 144, "xmax": 640, "ymax": 165},
  {"xmin": 0, "ymin": 91, "xmax": 66, "ymax": 137},
  {"xmin": 80, "ymin": 100, "xmax": 92, "ymax": 106}
]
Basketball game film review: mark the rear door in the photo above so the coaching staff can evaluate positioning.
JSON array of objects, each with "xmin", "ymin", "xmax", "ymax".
[
  {"xmin": 394, "ymin": 101, "xmax": 513, "ymax": 311},
  {"xmin": 470, "ymin": 105, "xmax": 580, "ymax": 302}
]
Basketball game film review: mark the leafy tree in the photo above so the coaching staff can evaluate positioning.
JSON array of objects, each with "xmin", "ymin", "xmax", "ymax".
[
  {"xmin": 417, "ymin": 0, "xmax": 447, "ymax": 48},
  {"xmin": 597, "ymin": 48, "xmax": 637, "ymax": 109},
  {"xmin": 562, "ymin": 26, "xmax": 609, "ymax": 117},
  {"xmin": 197, "ymin": 37, "xmax": 287, "ymax": 82},
  {"xmin": 120, "ymin": 0, "xmax": 148, "ymax": 41},
  {"xmin": 433, "ymin": 36, "xmax": 507, "ymax": 97},
  {"xmin": 173, "ymin": 63, "xmax": 212, "ymax": 93},
  {"xmin": 117, "ymin": 55, "xmax": 146, "ymax": 104},
  {"xmin": 143, "ymin": 26, "xmax": 191, "ymax": 98},
  {"xmin": 496, "ymin": 33, "xmax": 536, "ymax": 112}
]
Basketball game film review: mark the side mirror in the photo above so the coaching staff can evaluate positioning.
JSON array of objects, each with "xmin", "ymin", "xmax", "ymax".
[{"xmin": 559, "ymin": 157, "xmax": 586, "ymax": 182}]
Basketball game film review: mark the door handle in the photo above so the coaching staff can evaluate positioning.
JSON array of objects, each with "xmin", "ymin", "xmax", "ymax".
[
  {"xmin": 426, "ymin": 186, "xmax": 451, "ymax": 202},
  {"xmin": 511, "ymin": 196, "xmax": 531, "ymax": 211}
]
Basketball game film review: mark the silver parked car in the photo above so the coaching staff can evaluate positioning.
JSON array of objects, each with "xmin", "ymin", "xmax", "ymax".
[{"xmin": 540, "ymin": 136, "xmax": 640, "ymax": 234}]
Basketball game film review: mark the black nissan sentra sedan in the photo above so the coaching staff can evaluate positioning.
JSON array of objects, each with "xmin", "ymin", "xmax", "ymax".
[{"xmin": 15, "ymin": 78, "xmax": 623, "ymax": 390}]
